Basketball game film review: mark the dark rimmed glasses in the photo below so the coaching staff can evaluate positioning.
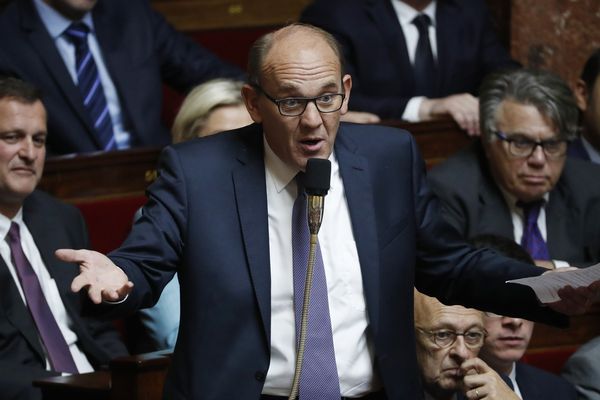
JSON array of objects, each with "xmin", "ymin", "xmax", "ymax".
[
  {"xmin": 493, "ymin": 131, "xmax": 568, "ymax": 159},
  {"xmin": 417, "ymin": 328, "xmax": 487, "ymax": 349},
  {"xmin": 254, "ymin": 85, "xmax": 345, "ymax": 116}
]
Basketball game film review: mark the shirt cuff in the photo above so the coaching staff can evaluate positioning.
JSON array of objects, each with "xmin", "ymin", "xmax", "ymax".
[
  {"xmin": 553, "ymin": 260, "xmax": 571, "ymax": 269},
  {"xmin": 402, "ymin": 96, "xmax": 425, "ymax": 122},
  {"xmin": 103, "ymin": 294, "xmax": 129, "ymax": 304}
]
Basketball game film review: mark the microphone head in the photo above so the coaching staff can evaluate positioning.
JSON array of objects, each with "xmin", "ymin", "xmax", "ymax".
[{"xmin": 303, "ymin": 158, "xmax": 331, "ymax": 196}]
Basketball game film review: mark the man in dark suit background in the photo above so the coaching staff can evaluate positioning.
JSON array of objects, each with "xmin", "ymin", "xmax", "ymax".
[
  {"xmin": 470, "ymin": 234, "xmax": 576, "ymax": 400},
  {"xmin": 0, "ymin": 76, "xmax": 127, "ymax": 400},
  {"xmin": 569, "ymin": 48, "xmax": 600, "ymax": 163},
  {"xmin": 300, "ymin": 0, "xmax": 518, "ymax": 135},
  {"xmin": 56, "ymin": 24, "xmax": 598, "ymax": 399},
  {"xmin": 428, "ymin": 68, "xmax": 600, "ymax": 267},
  {"xmin": 0, "ymin": 0, "xmax": 243, "ymax": 156}
]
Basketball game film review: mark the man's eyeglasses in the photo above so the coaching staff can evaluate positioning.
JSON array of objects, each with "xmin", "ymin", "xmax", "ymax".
[
  {"xmin": 254, "ymin": 85, "xmax": 345, "ymax": 117},
  {"xmin": 493, "ymin": 131, "xmax": 568, "ymax": 159},
  {"xmin": 417, "ymin": 328, "xmax": 487, "ymax": 349}
]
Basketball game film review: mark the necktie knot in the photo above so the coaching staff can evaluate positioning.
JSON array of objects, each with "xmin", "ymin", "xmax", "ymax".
[
  {"xmin": 6, "ymin": 222, "xmax": 21, "ymax": 245},
  {"xmin": 64, "ymin": 22, "xmax": 90, "ymax": 46},
  {"xmin": 412, "ymin": 13, "xmax": 431, "ymax": 33},
  {"xmin": 517, "ymin": 199, "xmax": 544, "ymax": 223}
]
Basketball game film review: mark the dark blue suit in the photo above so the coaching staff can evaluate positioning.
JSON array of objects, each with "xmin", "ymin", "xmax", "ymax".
[
  {"xmin": 568, "ymin": 138, "xmax": 592, "ymax": 161},
  {"xmin": 300, "ymin": 0, "xmax": 517, "ymax": 119},
  {"xmin": 0, "ymin": 0, "xmax": 242, "ymax": 156},
  {"xmin": 516, "ymin": 362, "xmax": 577, "ymax": 399},
  {"xmin": 106, "ymin": 123, "xmax": 564, "ymax": 399}
]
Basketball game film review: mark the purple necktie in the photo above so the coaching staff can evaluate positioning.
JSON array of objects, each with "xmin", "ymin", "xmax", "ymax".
[
  {"xmin": 64, "ymin": 23, "xmax": 117, "ymax": 151},
  {"xmin": 518, "ymin": 200, "xmax": 551, "ymax": 261},
  {"xmin": 292, "ymin": 179, "xmax": 340, "ymax": 399},
  {"xmin": 6, "ymin": 222, "xmax": 79, "ymax": 373}
]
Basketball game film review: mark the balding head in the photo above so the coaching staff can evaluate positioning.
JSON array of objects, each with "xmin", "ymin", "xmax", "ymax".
[{"xmin": 414, "ymin": 290, "xmax": 485, "ymax": 399}]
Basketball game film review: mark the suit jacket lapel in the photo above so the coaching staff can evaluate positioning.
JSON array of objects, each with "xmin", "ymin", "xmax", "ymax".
[
  {"xmin": 18, "ymin": 0, "xmax": 93, "ymax": 136},
  {"xmin": 0, "ymin": 255, "xmax": 46, "ymax": 362},
  {"xmin": 546, "ymin": 175, "xmax": 576, "ymax": 261},
  {"xmin": 232, "ymin": 127, "xmax": 271, "ymax": 340},
  {"xmin": 335, "ymin": 130, "xmax": 380, "ymax": 334},
  {"xmin": 366, "ymin": 0, "xmax": 415, "ymax": 93}
]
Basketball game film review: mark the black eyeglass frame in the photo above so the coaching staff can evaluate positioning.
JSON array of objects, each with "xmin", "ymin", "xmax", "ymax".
[
  {"xmin": 416, "ymin": 327, "xmax": 488, "ymax": 349},
  {"xmin": 253, "ymin": 85, "xmax": 346, "ymax": 117},
  {"xmin": 493, "ymin": 130, "xmax": 570, "ymax": 159}
]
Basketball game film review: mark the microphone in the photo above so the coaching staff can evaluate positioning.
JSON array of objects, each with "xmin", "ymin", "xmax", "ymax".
[
  {"xmin": 302, "ymin": 158, "xmax": 331, "ymax": 235},
  {"xmin": 289, "ymin": 157, "xmax": 331, "ymax": 400}
]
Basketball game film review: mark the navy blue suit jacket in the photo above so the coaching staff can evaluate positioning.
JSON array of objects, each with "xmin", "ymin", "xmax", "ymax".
[
  {"xmin": 301, "ymin": 0, "xmax": 517, "ymax": 119},
  {"xmin": 0, "ymin": 191, "xmax": 128, "ymax": 400},
  {"xmin": 516, "ymin": 362, "xmax": 577, "ymax": 399},
  {"xmin": 0, "ymin": 0, "xmax": 242, "ymax": 156},
  {"xmin": 106, "ymin": 123, "xmax": 564, "ymax": 399},
  {"xmin": 568, "ymin": 138, "xmax": 592, "ymax": 161}
]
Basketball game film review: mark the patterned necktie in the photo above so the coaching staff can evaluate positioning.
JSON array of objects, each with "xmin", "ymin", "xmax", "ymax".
[
  {"xmin": 63, "ymin": 23, "xmax": 117, "ymax": 151},
  {"xmin": 292, "ymin": 177, "xmax": 340, "ymax": 399},
  {"xmin": 412, "ymin": 13, "xmax": 436, "ymax": 97},
  {"xmin": 6, "ymin": 222, "xmax": 79, "ymax": 373},
  {"xmin": 518, "ymin": 200, "xmax": 551, "ymax": 260}
]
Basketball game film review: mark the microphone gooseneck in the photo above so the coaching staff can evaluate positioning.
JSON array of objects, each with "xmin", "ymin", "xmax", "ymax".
[{"xmin": 289, "ymin": 158, "xmax": 332, "ymax": 400}]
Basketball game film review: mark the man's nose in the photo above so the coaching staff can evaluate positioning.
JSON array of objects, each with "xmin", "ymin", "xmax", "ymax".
[
  {"xmin": 449, "ymin": 336, "xmax": 471, "ymax": 361},
  {"xmin": 300, "ymin": 100, "xmax": 324, "ymax": 128}
]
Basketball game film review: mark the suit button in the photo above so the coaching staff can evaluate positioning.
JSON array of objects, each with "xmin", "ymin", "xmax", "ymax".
[{"xmin": 255, "ymin": 371, "xmax": 266, "ymax": 382}]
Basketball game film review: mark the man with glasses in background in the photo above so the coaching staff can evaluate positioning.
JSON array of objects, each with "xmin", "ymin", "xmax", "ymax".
[
  {"xmin": 428, "ymin": 68, "xmax": 600, "ymax": 267},
  {"xmin": 414, "ymin": 289, "xmax": 518, "ymax": 400}
]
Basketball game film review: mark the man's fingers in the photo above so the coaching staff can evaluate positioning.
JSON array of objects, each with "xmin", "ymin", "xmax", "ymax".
[
  {"xmin": 55, "ymin": 248, "xmax": 91, "ymax": 264},
  {"xmin": 71, "ymin": 274, "xmax": 90, "ymax": 293}
]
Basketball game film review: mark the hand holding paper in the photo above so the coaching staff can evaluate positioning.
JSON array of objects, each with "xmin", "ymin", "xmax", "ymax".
[{"xmin": 507, "ymin": 262, "xmax": 600, "ymax": 315}]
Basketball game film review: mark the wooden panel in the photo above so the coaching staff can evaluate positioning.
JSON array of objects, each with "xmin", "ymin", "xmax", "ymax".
[{"xmin": 150, "ymin": 0, "xmax": 311, "ymax": 31}]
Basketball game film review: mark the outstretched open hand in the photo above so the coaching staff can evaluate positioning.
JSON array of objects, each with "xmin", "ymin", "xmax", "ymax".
[{"xmin": 55, "ymin": 249, "xmax": 133, "ymax": 304}]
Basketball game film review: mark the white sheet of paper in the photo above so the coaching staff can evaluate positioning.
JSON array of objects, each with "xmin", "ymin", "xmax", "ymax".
[{"xmin": 507, "ymin": 262, "xmax": 600, "ymax": 303}]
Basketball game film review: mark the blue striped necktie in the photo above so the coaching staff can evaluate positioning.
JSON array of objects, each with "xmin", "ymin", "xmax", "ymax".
[
  {"xmin": 64, "ymin": 23, "xmax": 117, "ymax": 151},
  {"xmin": 292, "ymin": 176, "xmax": 340, "ymax": 399}
]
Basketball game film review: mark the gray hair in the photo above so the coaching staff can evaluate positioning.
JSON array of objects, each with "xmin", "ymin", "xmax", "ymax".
[
  {"xmin": 247, "ymin": 23, "xmax": 345, "ymax": 87},
  {"xmin": 480, "ymin": 69, "xmax": 578, "ymax": 141}
]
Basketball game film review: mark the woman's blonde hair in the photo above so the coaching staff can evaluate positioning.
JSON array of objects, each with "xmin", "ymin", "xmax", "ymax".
[{"xmin": 171, "ymin": 79, "xmax": 245, "ymax": 143}]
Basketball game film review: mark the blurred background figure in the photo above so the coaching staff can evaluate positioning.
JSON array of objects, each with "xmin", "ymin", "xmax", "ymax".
[
  {"xmin": 171, "ymin": 78, "xmax": 252, "ymax": 143},
  {"xmin": 562, "ymin": 335, "xmax": 600, "ymax": 400},
  {"xmin": 301, "ymin": 0, "xmax": 519, "ymax": 135},
  {"xmin": 414, "ymin": 289, "xmax": 518, "ymax": 400},
  {"xmin": 0, "ymin": 0, "xmax": 243, "ymax": 156},
  {"xmin": 470, "ymin": 234, "xmax": 576, "ymax": 400},
  {"xmin": 428, "ymin": 68, "xmax": 600, "ymax": 268},
  {"xmin": 136, "ymin": 78, "xmax": 252, "ymax": 352},
  {"xmin": 569, "ymin": 48, "xmax": 600, "ymax": 163}
]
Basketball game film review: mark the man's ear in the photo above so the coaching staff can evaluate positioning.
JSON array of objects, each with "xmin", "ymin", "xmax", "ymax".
[
  {"xmin": 241, "ymin": 84, "xmax": 263, "ymax": 123},
  {"xmin": 340, "ymin": 74, "xmax": 352, "ymax": 115},
  {"xmin": 574, "ymin": 79, "xmax": 589, "ymax": 112}
]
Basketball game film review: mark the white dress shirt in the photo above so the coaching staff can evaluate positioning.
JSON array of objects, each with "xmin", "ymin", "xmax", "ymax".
[
  {"xmin": 391, "ymin": 0, "xmax": 438, "ymax": 122},
  {"xmin": 0, "ymin": 210, "xmax": 93, "ymax": 373},
  {"xmin": 33, "ymin": 0, "xmax": 132, "ymax": 150},
  {"xmin": 262, "ymin": 139, "xmax": 378, "ymax": 396},
  {"xmin": 508, "ymin": 362, "xmax": 524, "ymax": 399}
]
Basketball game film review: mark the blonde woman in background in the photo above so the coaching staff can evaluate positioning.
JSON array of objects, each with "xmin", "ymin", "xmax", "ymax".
[
  {"xmin": 172, "ymin": 78, "xmax": 253, "ymax": 143},
  {"xmin": 136, "ymin": 78, "xmax": 252, "ymax": 352}
]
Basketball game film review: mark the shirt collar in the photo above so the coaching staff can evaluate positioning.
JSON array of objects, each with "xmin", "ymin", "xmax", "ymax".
[
  {"xmin": 33, "ymin": 0, "xmax": 95, "ymax": 39},
  {"xmin": 0, "ymin": 208, "xmax": 24, "ymax": 242},
  {"xmin": 392, "ymin": 0, "xmax": 437, "ymax": 27},
  {"xmin": 262, "ymin": 134, "xmax": 337, "ymax": 194}
]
